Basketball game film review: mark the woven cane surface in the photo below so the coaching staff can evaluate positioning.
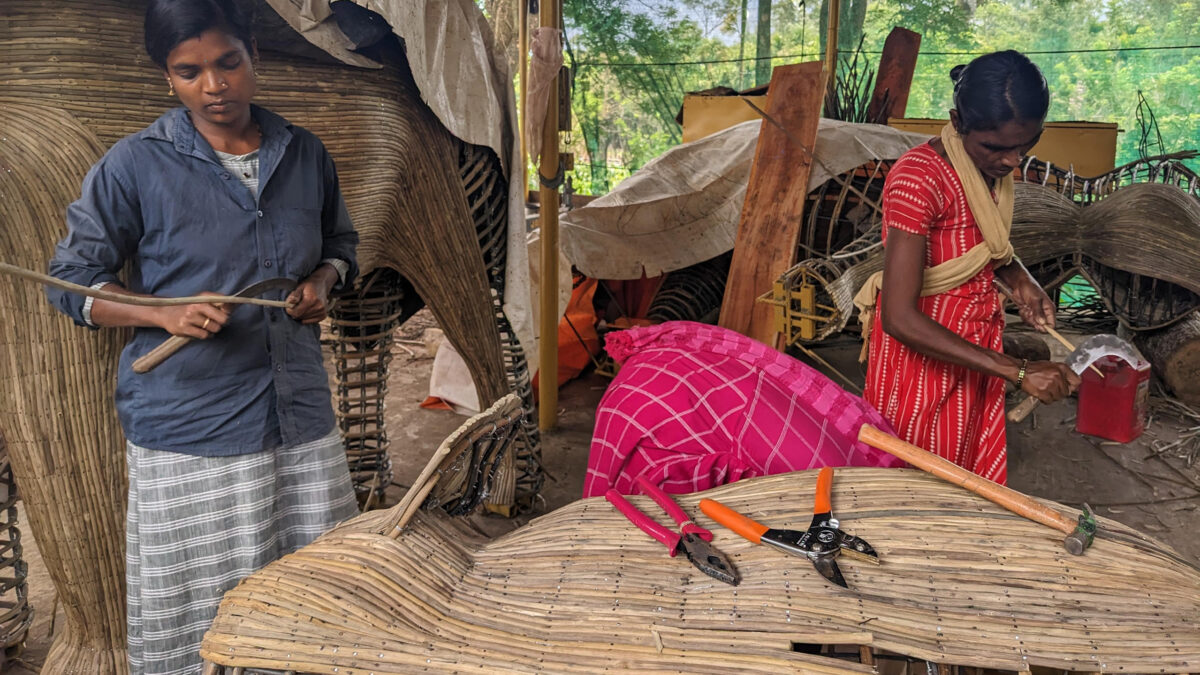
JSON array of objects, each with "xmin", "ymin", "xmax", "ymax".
[
  {"xmin": 0, "ymin": 102, "xmax": 130, "ymax": 673},
  {"xmin": 203, "ymin": 468, "xmax": 1200, "ymax": 673}
]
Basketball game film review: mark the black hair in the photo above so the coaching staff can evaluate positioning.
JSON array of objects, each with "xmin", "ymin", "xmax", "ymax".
[
  {"xmin": 950, "ymin": 50, "xmax": 1049, "ymax": 134},
  {"xmin": 144, "ymin": 0, "xmax": 254, "ymax": 69}
]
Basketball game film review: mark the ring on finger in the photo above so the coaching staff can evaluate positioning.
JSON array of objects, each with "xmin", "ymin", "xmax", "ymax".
[{"xmin": 202, "ymin": 317, "xmax": 211, "ymax": 331}]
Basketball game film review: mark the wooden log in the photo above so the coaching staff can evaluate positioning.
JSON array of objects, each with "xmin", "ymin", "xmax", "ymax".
[
  {"xmin": 1135, "ymin": 313, "xmax": 1200, "ymax": 405},
  {"xmin": 719, "ymin": 61, "xmax": 828, "ymax": 345},
  {"xmin": 867, "ymin": 27, "xmax": 921, "ymax": 125},
  {"xmin": 1001, "ymin": 332, "xmax": 1051, "ymax": 363}
]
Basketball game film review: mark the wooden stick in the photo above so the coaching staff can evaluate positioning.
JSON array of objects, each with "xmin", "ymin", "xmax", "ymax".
[
  {"xmin": 537, "ymin": 0, "xmax": 562, "ymax": 431},
  {"xmin": 857, "ymin": 423, "xmax": 1078, "ymax": 535},
  {"xmin": 0, "ymin": 262, "xmax": 291, "ymax": 308},
  {"xmin": 993, "ymin": 276, "xmax": 1102, "ymax": 377}
]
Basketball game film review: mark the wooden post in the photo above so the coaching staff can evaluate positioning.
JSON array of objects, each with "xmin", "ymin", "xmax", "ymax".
[
  {"xmin": 518, "ymin": 0, "xmax": 529, "ymax": 192},
  {"xmin": 866, "ymin": 27, "xmax": 921, "ymax": 124},
  {"xmin": 825, "ymin": 0, "xmax": 840, "ymax": 93},
  {"xmin": 537, "ymin": 0, "xmax": 561, "ymax": 431}
]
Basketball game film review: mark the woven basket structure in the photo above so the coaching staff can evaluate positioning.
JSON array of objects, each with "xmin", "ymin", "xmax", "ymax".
[
  {"xmin": 0, "ymin": 0, "xmax": 540, "ymax": 511},
  {"xmin": 326, "ymin": 270, "xmax": 409, "ymax": 507},
  {"xmin": 0, "ymin": 102, "xmax": 130, "ymax": 673},
  {"xmin": 0, "ymin": 432, "xmax": 32, "ymax": 664},
  {"xmin": 770, "ymin": 159, "xmax": 894, "ymax": 345},
  {"xmin": 646, "ymin": 253, "xmax": 733, "ymax": 325},
  {"xmin": 201, "ymin": 467, "xmax": 1200, "ymax": 673},
  {"xmin": 1016, "ymin": 154, "xmax": 1200, "ymax": 330},
  {"xmin": 769, "ymin": 152, "xmax": 1200, "ymax": 345}
]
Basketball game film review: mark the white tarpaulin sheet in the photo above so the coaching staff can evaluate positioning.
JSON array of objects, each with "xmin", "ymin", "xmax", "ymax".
[
  {"xmin": 560, "ymin": 118, "xmax": 933, "ymax": 280},
  {"xmin": 265, "ymin": 0, "xmax": 537, "ymax": 366}
]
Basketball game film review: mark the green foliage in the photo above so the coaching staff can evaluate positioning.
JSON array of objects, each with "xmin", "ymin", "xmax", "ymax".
[{"xmin": 558, "ymin": 0, "xmax": 1200, "ymax": 195}]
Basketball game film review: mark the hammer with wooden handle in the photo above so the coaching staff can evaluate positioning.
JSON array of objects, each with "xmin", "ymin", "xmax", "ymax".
[
  {"xmin": 132, "ymin": 277, "xmax": 298, "ymax": 374},
  {"xmin": 857, "ymin": 423, "xmax": 1097, "ymax": 554}
]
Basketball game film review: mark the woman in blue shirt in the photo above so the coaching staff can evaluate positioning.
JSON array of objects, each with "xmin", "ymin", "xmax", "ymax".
[{"xmin": 46, "ymin": 1, "xmax": 359, "ymax": 672}]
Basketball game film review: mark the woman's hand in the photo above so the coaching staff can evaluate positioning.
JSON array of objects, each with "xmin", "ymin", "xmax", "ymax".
[
  {"xmin": 286, "ymin": 265, "xmax": 339, "ymax": 324},
  {"xmin": 1019, "ymin": 360, "xmax": 1081, "ymax": 403},
  {"xmin": 1008, "ymin": 276, "xmax": 1056, "ymax": 332},
  {"xmin": 996, "ymin": 262, "xmax": 1057, "ymax": 333},
  {"xmin": 155, "ymin": 292, "xmax": 230, "ymax": 339}
]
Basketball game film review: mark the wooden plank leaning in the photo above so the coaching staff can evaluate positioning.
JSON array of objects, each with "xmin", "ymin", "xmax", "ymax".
[{"xmin": 719, "ymin": 61, "xmax": 829, "ymax": 346}]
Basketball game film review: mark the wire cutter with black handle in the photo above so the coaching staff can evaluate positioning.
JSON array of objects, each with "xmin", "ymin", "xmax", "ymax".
[
  {"xmin": 605, "ymin": 476, "xmax": 740, "ymax": 586},
  {"xmin": 698, "ymin": 467, "xmax": 878, "ymax": 588}
]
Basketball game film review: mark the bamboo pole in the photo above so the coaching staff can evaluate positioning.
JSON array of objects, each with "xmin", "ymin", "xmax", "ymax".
[
  {"xmin": 537, "ymin": 0, "xmax": 561, "ymax": 431},
  {"xmin": 825, "ymin": 0, "xmax": 840, "ymax": 97},
  {"xmin": 518, "ymin": 0, "xmax": 529, "ymax": 193}
]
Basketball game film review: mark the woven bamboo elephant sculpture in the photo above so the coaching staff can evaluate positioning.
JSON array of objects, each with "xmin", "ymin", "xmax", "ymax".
[{"xmin": 0, "ymin": 0, "xmax": 537, "ymax": 671}]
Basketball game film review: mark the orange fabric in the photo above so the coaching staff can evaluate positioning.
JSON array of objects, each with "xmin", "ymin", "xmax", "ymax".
[
  {"xmin": 533, "ymin": 276, "xmax": 602, "ymax": 392},
  {"xmin": 419, "ymin": 396, "xmax": 454, "ymax": 411}
]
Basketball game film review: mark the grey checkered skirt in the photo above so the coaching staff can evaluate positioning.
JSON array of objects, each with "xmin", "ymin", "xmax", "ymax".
[{"xmin": 125, "ymin": 428, "xmax": 358, "ymax": 675}]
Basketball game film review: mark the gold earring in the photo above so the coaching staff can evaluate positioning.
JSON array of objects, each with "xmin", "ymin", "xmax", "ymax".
[{"xmin": 167, "ymin": 80, "xmax": 175, "ymax": 96}]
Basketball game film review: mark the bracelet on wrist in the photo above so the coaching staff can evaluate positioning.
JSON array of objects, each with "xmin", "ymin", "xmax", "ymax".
[{"xmin": 1014, "ymin": 359, "xmax": 1029, "ymax": 388}]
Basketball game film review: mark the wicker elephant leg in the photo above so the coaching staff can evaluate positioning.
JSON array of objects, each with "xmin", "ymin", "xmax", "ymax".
[
  {"xmin": 0, "ymin": 432, "xmax": 32, "ymax": 664},
  {"xmin": 328, "ymin": 269, "xmax": 414, "ymax": 507},
  {"xmin": 455, "ymin": 142, "xmax": 542, "ymax": 513},
  {"xmin": 0, "ymin": 103, "xmax": 129, "ymax": 672}
]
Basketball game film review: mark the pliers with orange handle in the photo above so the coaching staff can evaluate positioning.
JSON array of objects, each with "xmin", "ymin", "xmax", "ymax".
[{"xmin": 698, "ymin": 467, "xmax": 879, "ymax": 588}]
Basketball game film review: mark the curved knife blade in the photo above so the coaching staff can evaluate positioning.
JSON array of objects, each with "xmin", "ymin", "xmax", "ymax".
[{"xmin": 1064, "ymin": 333, "xmax": 1141, "ymax": 374}]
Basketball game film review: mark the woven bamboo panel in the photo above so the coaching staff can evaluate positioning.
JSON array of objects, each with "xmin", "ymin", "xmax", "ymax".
[
  {"xmin": 0, "ymin": 102, "xmax": 129, "ymax": 673},
  {"xmin": 1016, "ymin": 156, "xmax": 1200, "ymax": 330},
  {"xmin": 202, "ymin": 468, "xmax": 1200, "ymax": 673},
  {"xmin": 770, "ymin": 152, "xmax": 1200, "ymax": 344}
]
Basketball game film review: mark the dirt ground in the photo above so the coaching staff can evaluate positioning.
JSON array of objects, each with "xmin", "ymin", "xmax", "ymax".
[{"xmin": 6, "ymin": 313, "xmax": 1198, "ymax": 673}]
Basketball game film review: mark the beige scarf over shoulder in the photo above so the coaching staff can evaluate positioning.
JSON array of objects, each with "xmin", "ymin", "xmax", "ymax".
[{"xmin": 853, "ymin": 123, "xmax": 1015, "ymax": 360}]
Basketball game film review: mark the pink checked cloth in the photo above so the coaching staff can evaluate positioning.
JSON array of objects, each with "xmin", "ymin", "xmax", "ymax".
[{"xmin": 583, "ymin": 322, "xmax": 904, "ymax": 497}]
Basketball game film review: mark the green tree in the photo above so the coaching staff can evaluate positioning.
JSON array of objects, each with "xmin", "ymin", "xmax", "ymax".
[{"xmin": 558, "ymin": 0, "xmax": 1200, "ymax": 195}]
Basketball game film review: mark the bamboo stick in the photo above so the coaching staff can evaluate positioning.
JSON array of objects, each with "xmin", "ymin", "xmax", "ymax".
[{"xmin": 536, "ymin": 0, "xmax": 561, "ymax": 431}]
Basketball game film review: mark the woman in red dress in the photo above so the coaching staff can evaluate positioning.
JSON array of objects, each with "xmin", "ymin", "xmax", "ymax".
[{"xmin": 859, "ymin": 51, "xmax": 1079, "ymax": 484}]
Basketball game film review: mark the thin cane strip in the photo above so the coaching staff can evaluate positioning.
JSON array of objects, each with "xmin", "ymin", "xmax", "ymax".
[{"xmin": 0, "ymin": 262, "xmax": 293, "ymax": 308}]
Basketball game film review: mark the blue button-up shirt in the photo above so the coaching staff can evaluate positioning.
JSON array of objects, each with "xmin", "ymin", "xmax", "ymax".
[{"xmin": 47, "ymin": 105, "xmax": 358, "ymax": 456}]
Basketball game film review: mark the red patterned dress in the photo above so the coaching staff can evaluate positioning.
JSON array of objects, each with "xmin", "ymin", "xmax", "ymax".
[{"xmin": 864, "ymin": 142, "xmax": 1009, "ymax": 483}]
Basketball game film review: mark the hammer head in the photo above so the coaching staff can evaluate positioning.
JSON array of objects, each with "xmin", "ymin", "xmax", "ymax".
[
  {"xmin": 1064, "ymin": 333, "xmax": 1144, "ymax": 375},
  {"xmin": 1063, "ymin": 503, "xmax": 1098, "ymax": 555}
]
